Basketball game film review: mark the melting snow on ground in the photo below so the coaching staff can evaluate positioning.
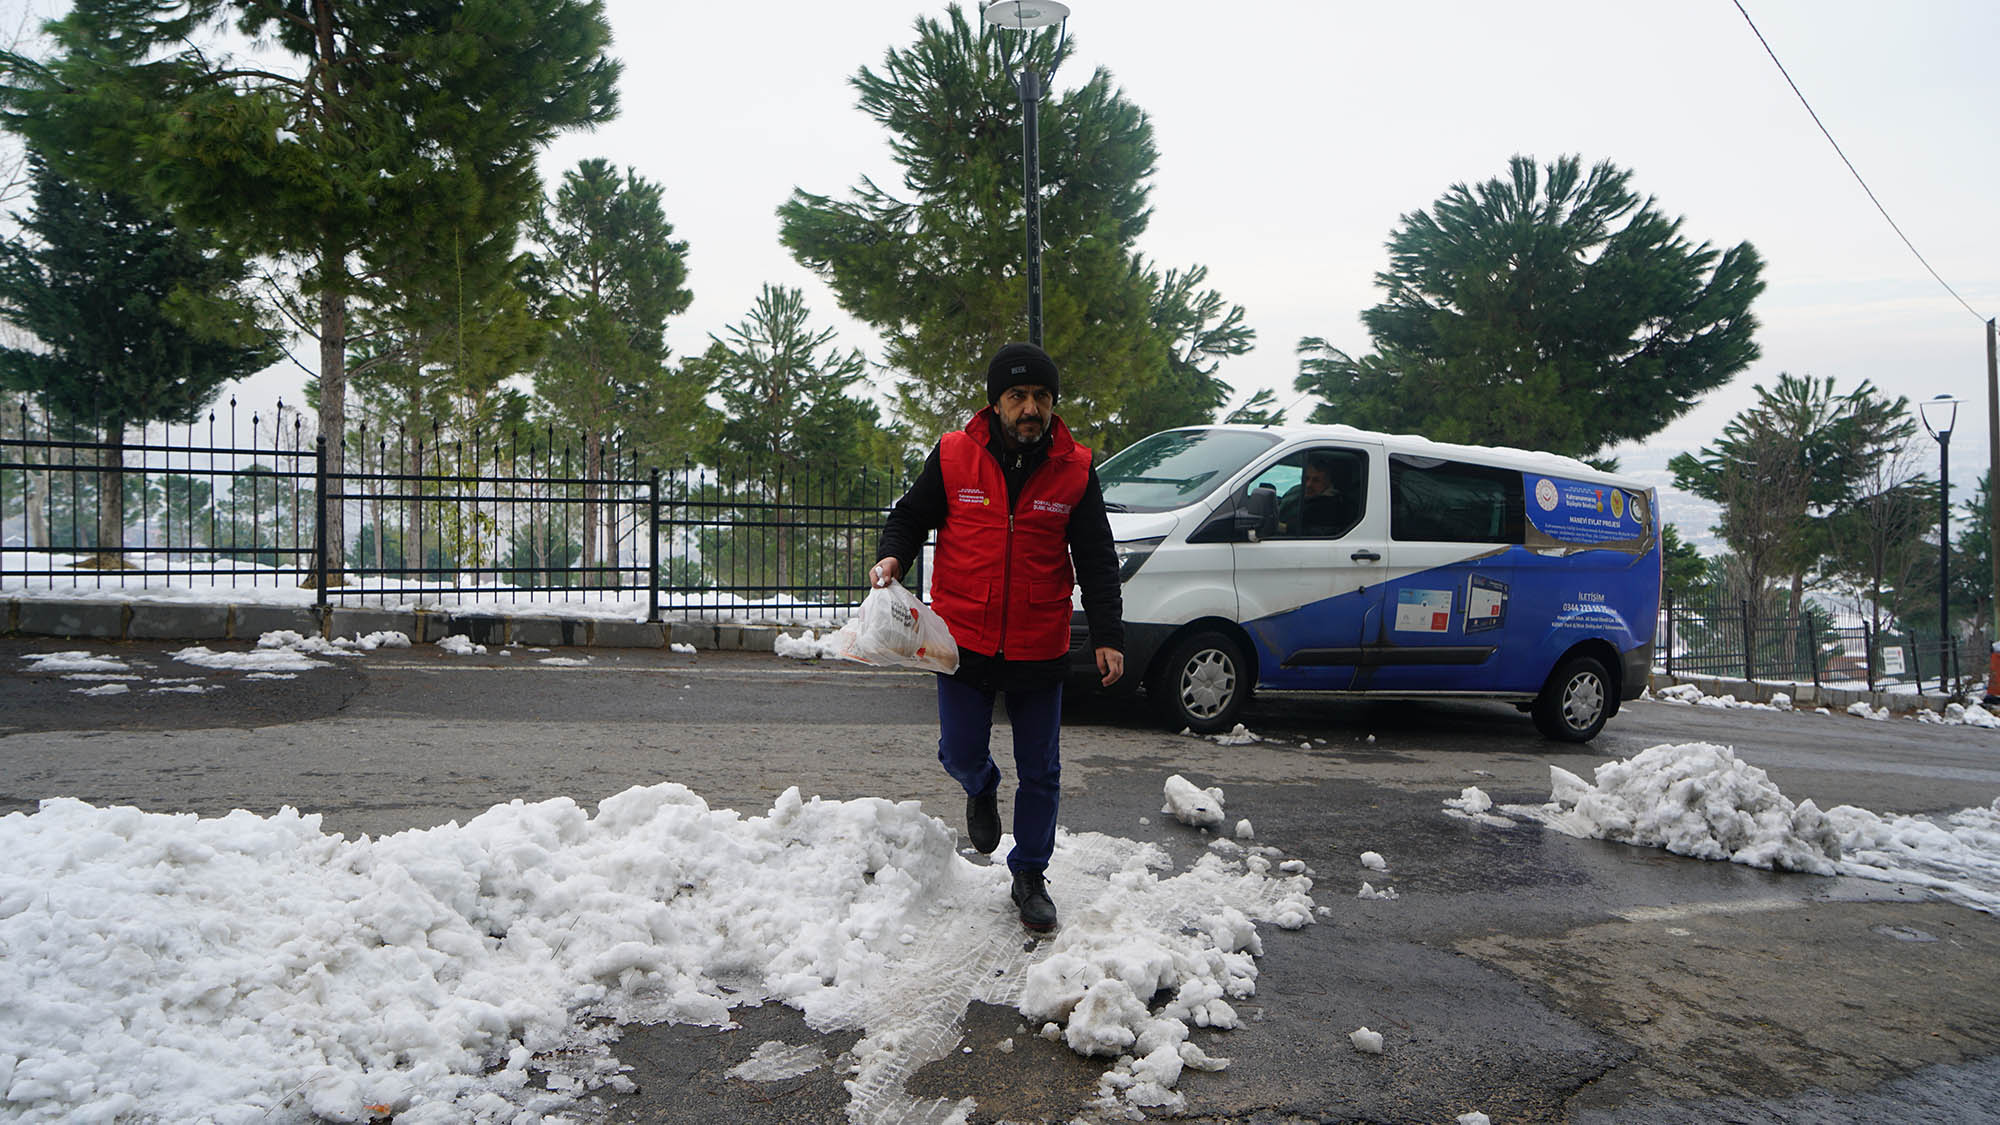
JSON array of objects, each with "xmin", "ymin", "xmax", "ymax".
[
  {"xmin": 0, "ymin": 780, "xmax": 1315, "ymax": 1123},
  {"xmin": 1652, "ymin": 681, "xmax": 2000, "ymax": 728},
  {"xmin": 1453, "ymin": 742, "xmax": 2000, "ymax": 915}
]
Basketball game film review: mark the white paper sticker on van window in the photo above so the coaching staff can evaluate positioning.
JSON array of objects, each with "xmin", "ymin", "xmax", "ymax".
[{"xmin": 1394, "ymin": 588, "xmax": 1454, "ymax": 633}]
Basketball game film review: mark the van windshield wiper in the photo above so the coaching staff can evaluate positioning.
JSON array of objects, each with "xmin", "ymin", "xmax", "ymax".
[{"xmin": 1101, "ymin": 501, "xmax": 1130, "ymax": 511}]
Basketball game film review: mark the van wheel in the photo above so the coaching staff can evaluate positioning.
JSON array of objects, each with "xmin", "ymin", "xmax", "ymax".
[
  {"xmin": 1153, "ymin": 630, "xmax": 1248, "ymax": 734},
  {"xmin": 1533, "ymin": 655, "xmax": 1610, "ymax": 742}
]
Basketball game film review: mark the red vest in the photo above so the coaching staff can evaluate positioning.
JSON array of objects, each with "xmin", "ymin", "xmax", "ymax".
[{"xmin": 930, "ymin": 409, "xmax": 1092, "ymax": 661}]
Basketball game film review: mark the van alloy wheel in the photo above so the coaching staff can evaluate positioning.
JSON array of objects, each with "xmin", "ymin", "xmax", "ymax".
[
  {"xmin": 1153, "ymin": 630, "xmax": 1249, "ymax": 734},
  {"xmin": 1181, "ymin": 649, "xmax": 1236, "ymax": 719},
  {"xmin": 1533, "ymin": 654, "xmax": 1610, "ymax": 742}
]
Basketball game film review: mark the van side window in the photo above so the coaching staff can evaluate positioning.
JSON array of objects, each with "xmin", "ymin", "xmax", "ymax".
[
  {"xmin": 1245, "ymin": 448, "xmax": 1367, "ymax": 538},
  {"xmin": 1390, "ymin": 454, "xmax": 1523, "ymax": 543}
]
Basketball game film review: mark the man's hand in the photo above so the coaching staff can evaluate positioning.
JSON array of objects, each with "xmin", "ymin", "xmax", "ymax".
[
  {"xmin": 869, "ymin": 557, "xmax": 902, "ymax": 588},
  {"xmin": 1095, "ymin": 647, "xmax": 1124, "ymax": 687}
]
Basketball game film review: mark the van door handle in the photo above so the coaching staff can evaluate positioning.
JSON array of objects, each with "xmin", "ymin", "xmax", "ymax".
[{"xmin": 1350, "ymin": 549, "xmax": 1381, "ymax": 562}]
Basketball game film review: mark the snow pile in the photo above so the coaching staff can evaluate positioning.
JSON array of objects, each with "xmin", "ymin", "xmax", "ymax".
[
  {"xmin": 170, "ymin": 644, "xmax": 330, "ymax": 673},
  {"xmin": 668, "ymin": 642, "xmax": 697, "ymax": 655},
  {"xmin": 1654, "ymin": 682, "xmax": 1789, "ymax": 711},
  {"xmin": 0, "ymin": 782, "xmax": 1316, "ymax": 1122},
  {"xmin": 1162, "ymin": 775, "xmax": 1226, "ymax": 829},
  {"xmin": 774, "ymin": 627, "xmax": 848, "ymax": 660},
  {"xmin": 21, "ymin": 651, "xmax": 130, "ymax": 674},
  {"xmin": 1442, "ymin": 786, "xmax": 1514, "ymax": 828},
  {"xmin": 1348, "ymin": 1026, "xmax": 1384, "ymax": 1053},
  {"xmin": 1917, "ymin": 702, "xmax": 2000, "ymax": 729},
  {"xmin": 1359, "ymin": 851, "xmax": 1388, "ymax": 871},
  {"xmin": 254, "ymin": 629, "xmax": 410, "ymax": 655},
  {"xmin": 1822, "ymin": 799, "xmax": 2000, "ymax": 913},
  {"xmin": 1206, "ymin": 724, "xmax": 1261, "ymax": 745},
  {"xmin": 1017, "ymin": 845, "xmax": 1313, "ymax": 1112},
  {"xmin": 437, "ymin": 635, "xmax": 486, "ymax": 656},
  {"xmin": 1512, "ymin": 743, "xmax": 1843, "ymax": 875},
  {"xmin": 1497, "ymin": 742, "xmax": 2000, "ymax": 913},
  {"xmin": 1357, "ymin": 883, "xmax": 1398, "ymax": 901},
  {"xmin": 1847, "ymin": 701, "xmax": 1890, "ymax": 721}
]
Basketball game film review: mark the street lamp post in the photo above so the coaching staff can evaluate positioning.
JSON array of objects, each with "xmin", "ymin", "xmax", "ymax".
[
  {"xmin": 1921, "ymin": 393, "xmax": 1962, "ymax": 695},
  {"xmin": 980, "ymin": 0, "xmax": 1069, "ymax": 349}
]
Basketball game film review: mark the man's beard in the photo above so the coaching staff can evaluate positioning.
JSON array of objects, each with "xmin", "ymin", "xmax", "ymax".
[{"xmin": 1006, "ymin": 416, "xmax": 1047, "ymax": 446}]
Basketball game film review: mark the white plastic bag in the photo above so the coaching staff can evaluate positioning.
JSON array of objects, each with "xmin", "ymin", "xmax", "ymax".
[{"xmin": 840, "ymin": 581, "xmax": 960, "ymax": 674}]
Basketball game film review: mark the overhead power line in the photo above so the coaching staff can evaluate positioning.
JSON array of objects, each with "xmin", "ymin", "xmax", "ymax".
[{"xmin": 1733, "ymin": 0, "xmax": 1987, "ymax": 323}]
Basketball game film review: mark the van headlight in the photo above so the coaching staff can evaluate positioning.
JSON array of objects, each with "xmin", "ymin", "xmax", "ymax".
[{"xmin": 1115, "ymin": 537, "xmax": 1163, "ymax": 581}]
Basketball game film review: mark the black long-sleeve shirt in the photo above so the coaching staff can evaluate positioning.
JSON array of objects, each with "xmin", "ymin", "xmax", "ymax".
[{"xmin": 877, "ymin": 416, "xmax": 1123, "ymax": 689}]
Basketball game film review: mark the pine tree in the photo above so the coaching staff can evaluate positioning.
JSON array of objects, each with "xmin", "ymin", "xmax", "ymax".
[
  {"xmin": 1, "ymin": 0, "xmax": 620, "ymax": 579},
  {"xmin": 687, "ymin": 285, "xmax": 905, "ymax": 593},
  {"xmin": 0, "ymin": 152, "xmax": 275, "ymax": 562},
  {"xmin": 527, "ymin": 158, "xmax": 695, "ymax": 581},
  {"xmin": 1115, "ymin": 261, "xmax": 1256, "ymax": 441},
  {"xmin": 780, "ymin": 5, "xmax": 1206, "ymax": 447},
  {"xmin": 1297, "ymin": 155, "xmax": 1765, "ymax": 459},
  {"xmin": 1670, "ymin": 374, "xmax": 1915, "ymax": 622}
]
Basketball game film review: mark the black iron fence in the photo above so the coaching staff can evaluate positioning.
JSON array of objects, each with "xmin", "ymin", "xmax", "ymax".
[
  {"xmin": 655, "ymin": 457, "xmax": 906, "ymax": 620},
  {"xmin": 1660, "ymin": 590, "xmax": 1989, "ymax": 697},
  {"xmin": 0, "ymin": 406, "xmax": 903, "ymax": 621}
]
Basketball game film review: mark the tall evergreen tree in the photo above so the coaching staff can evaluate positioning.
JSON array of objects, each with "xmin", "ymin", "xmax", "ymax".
[
  {"xmin": 1297, "ymin": 155, "xmax": 1765, "ymax": 459},
  {"xmin": 1670, "ymin": 373, "xmax": 1914, "ymax": 620},
  {"xmin": 1, "ymin": 0, "xmax": 620, "ymax": 578},
  {"xmin": 686, "ymin": 285, "xmax": 904, "ymax": 593},
  {"xmin": 697, "ymin": 285, "xmax": 875, "ymax": 469},
  {"xmin": 781, "ymin": 5, "xmax": 1248, "ymax": 448},
  {"xmin": 527, "ymin": 158, "xmax": 696, "ymax": 580},
  {"xmin": 1113, "ymin": 261, "xmax": 1256, "ymax": 442},
  {"xmin": 0, "ymin": 151, "xmax": 275, "ymax": 561}
]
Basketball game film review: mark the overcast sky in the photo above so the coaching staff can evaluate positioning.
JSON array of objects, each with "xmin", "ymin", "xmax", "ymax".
[
  {"xmin": 520, "ymin": 0, "xmax": 1997, "ymax": 470},
  {"xmin": 40, "ymin": 0, "xmax": 1992, "ymax": 480}
]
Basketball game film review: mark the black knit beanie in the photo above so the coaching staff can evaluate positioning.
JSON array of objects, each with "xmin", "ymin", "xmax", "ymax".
[{"xmin": 986, "ymin": 342, "xmax": 1059, "ymax": 405}]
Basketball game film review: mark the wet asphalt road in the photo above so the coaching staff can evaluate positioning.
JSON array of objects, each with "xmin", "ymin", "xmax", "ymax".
[{"xmin": 4, "ymin": 637, "xmax": 2000, "ymax": 1124}]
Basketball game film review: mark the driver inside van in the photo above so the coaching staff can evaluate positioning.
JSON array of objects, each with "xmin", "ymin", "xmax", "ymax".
[{"xmin": 1278, "ymin": 455, "xmax": 1340, "ymax": 536}]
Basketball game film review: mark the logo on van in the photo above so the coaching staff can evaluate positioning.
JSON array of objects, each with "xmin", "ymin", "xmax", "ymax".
[{"xmin": 1534, "ymin": 478, "xmax": 1559, "ymax": 512}]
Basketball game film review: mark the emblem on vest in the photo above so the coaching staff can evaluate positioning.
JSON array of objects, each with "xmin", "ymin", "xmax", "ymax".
[
  {"xmin": 954, "ymin": 488, "xmax": 990, "ymax": 506},
  {"xmin": 1029, "ymin": 499, "xmax": 1072, "ymax": 516}
]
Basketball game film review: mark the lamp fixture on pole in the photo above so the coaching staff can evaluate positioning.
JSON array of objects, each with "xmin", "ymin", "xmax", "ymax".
[
  {"xmin": 981, "ymin": 1, "xmax": 1069, "ymax": 349},
  {"xmin": 1920, "ymin": 393, "xmax": 1963, "ymax": 695}
]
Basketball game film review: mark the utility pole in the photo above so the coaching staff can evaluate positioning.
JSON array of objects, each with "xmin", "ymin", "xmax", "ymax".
[{"xmin": 1986, "ymin": 319, "xmax": 1998, "ymax": 701}]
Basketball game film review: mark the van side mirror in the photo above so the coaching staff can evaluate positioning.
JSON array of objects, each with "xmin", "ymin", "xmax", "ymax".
[
  {"xmin": 1242, "ymin": 485, "xmax": 1279, "ymax": 542},
  {"xmin": 1189, "ymin": 483, "xmax": 1280, "ymax": 544}
]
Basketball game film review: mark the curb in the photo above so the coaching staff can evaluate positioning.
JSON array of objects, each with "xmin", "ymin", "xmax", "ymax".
[{"xmin": 0, "ymin": 597, "xmax": 790, "ymax": 653}]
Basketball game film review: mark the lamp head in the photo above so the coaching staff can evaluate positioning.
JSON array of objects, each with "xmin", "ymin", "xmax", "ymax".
[
  {"xmin": 981, "ymin": 1, "xmax": 1070, "ymax": 31},
  {"xmin": 1919, "ymin": 393, "xmax": 1962, "ymax": 441}
]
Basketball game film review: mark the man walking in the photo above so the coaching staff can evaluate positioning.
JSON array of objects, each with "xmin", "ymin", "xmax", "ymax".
[{"xmin": 871, "ymin": 342, "xmax": 1124, "ymax": 932}]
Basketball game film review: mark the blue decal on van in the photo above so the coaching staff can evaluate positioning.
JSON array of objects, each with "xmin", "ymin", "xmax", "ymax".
[{"xmin": 1528, "ymin": 476, "xmax": 1644, "ymax": 545}]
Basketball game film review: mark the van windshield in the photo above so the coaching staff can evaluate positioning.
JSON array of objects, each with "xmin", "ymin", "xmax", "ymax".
[{"xmin": 1099, "ymin": 429, "xmax": 1280, "ymax": 513}]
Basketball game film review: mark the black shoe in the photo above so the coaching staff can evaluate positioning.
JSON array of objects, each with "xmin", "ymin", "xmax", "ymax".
[
  {"xmin": 966, "ymin": 787, "xmax": 1001, "ymax": 854},
  {"xmin": 1011, "ymin": 869, "xmax": 1058, "ymax": 933}
]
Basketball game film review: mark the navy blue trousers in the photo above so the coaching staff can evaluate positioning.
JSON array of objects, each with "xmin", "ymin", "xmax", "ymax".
[{"xmin": 935, "ymin": 673, "xmax": 1063, "ymax": 873}]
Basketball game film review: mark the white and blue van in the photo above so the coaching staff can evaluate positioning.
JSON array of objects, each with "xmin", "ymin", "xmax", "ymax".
[{"xmin": 1072, "ymin": 424, "xmax": 1660, "ymax": 741}]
